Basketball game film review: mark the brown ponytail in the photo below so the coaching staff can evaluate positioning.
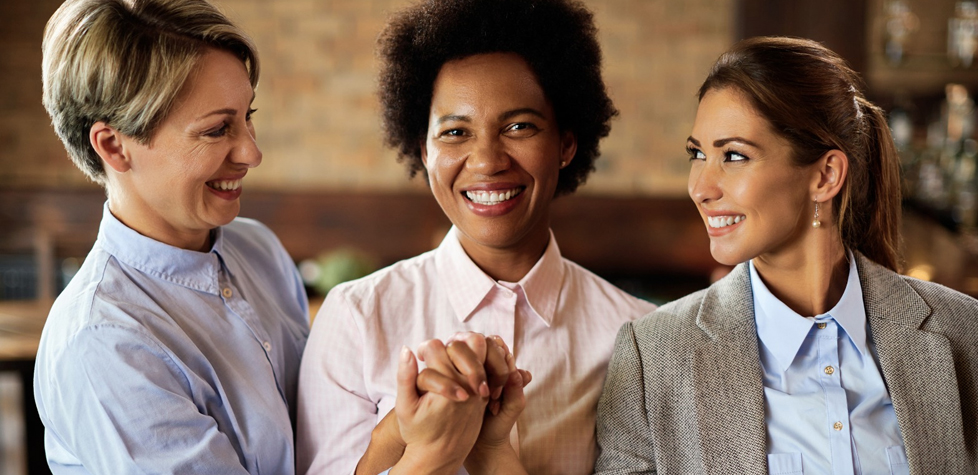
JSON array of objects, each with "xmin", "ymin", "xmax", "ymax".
[{"xmin": 699, "ymin": 37, "xmax": 902, "ymax": 271}]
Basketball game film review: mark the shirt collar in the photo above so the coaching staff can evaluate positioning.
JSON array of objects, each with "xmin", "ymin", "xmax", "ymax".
[
  {"xmin": 822, "ymin": 251, "xmax": 868, "ymax": 356},
  {"xmin": 97, "ymin": 202, "xmax": 227, "ymax": 295},
  {"xmin": 434, "ymin": 226, "xmax": 564, "ymax": 326},
  {"xmin": 751, "ymin": 250, "xmax": 868, "ymax": 373}
]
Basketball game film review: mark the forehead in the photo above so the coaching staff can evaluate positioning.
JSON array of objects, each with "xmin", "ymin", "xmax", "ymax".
[
  {"xmin": 169, "ymin": 49, "xmax": 253, "ymax": 118},
  {"xmin": 692, "ymin": 87, "xmax": 779, "ymax": 142},
  {"xmin": 429, "ymin": 52, "xmax": 550, "ymax": 115}
]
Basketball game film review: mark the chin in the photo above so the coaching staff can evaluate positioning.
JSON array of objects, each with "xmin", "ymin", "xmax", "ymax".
[{"xmin": 709, "ymin": 244, "xmax": 751, "ymax": 267}]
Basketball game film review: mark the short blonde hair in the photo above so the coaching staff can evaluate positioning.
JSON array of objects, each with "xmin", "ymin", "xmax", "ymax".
[{"xmin": 42, "ymin": 0, "xmax": 260, "ymax": 185}]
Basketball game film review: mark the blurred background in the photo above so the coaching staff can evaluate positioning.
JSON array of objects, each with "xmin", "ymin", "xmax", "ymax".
[{"xmin": 2, "ymin": 0, "xmax": 978, "ymax": 473}]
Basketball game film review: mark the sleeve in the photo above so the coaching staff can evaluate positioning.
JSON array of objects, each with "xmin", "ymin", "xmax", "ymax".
[
  {"xmin": 295, "ymin": 287, "xmax": 380, "ymax": 475},
  {"xmin": 36, "ymin": 324, "xmax": 250, "ymax": 475},
  {"xmin": 593, "ymin": 322, "xmax": 658, "ymax": 474}
]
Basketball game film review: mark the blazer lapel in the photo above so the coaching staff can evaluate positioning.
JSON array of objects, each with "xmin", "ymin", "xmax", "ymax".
[
  {"xmin": 857, "ymin": 254, "xmax": 967, "ymax": 474},
  {"xmin": 691, "ymin": 264, "xmax": 768, "ymax": 475}
]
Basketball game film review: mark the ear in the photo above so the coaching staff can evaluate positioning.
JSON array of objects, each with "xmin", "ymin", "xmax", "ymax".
[
  {"xmin": 558, "ymin": 131, "xmax": 577, "ymax": 169},
  {"xmin": 811, "ymin": 149, "xmax": 848, "ymax": 203},
  {"xmin": 420, "ymin": 139, "xmax": 429, "ymax": 168},
  {"xmin": 90, "ymin": 121, "xmax": 132, "ymax": 173}
]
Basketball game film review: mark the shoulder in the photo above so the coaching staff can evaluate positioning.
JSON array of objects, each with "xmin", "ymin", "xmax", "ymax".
[
  {"xmin": 222, "ymin": 217, "xmax": 286, "ymax": 255},
  {"xmin": 899, "ymin": 274, "xmax": 978, "ymax": 336},
  {"xmin": 859, "ymin": 255, "xmax": 978, "ymax": 333},
  {"xmin": 42, "ymin": 245, "xmax": 148, "ymax": 344},
  {"xmin": 221, "ymin": 218, "xmax": 299, "ymax": 279},
  {"xmin": 560, "ymin": 258, "xmax": 657, "ymax": 316},
  {"xmin": 631, "ymin": 287, "xmax": 707, "ymax": 339},
  {"xmin": 320, "ymin": 250, "xmax": 438, "ymax": 312},
  {"xmin": 902, "ymin": 275, "xmax": 978, "ymax": 313}
]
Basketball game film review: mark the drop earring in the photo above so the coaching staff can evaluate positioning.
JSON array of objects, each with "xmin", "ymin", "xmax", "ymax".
[{"xmin": 812, "ymin": 201, "xmax": 821, "ymax": 228}]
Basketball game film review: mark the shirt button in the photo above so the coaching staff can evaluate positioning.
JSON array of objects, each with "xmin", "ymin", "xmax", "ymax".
[
  {"xmin": 817, "ymin": 322, "xmax": 827, "ymax": 329},
  {"xmin": 833, "ymin": 421, "xmax": 843, "ymax": 431},
  {"xmin": 222, "ymin": 288, "xmax": 233, "ymax": 298},
  {"xmin": 824, "ymin": 366, "xmax": 835, "ymax": 375},
  {"xmin": 262, "ymin": 341, "xmax": 272, "ymax": 352}
]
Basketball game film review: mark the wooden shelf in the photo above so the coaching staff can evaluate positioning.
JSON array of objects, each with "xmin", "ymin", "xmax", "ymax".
[{"xmin": 867, "ymin": 53, "xmax": 978, "ymax": 97}]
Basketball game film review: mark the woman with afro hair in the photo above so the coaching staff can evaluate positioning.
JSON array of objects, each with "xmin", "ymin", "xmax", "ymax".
[{"xmin": 296, "ymin": 0, "xmax": 655, "ymax": 473}]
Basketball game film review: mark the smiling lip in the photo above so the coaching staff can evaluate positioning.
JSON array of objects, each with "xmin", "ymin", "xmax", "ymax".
[
  {"xmin": 702, "ymin": 212, "xmax": 746, "ymax": 237},
  {"xmin": 461, "ymin": 185, "xmax": 526, "ymax": 217},
  {"xmin": 205, "ymin": 176, "xmax": 244, "ymax": 201}
]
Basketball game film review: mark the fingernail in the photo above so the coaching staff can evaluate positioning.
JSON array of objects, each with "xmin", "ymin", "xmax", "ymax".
[
  {"xmin": 479, "ymin": 381, "xmax": 490, "ymax": 398},
  {"xmin": 490, "ymin": 400, "xmax": 500, "ymax": 416},
  {"xmin": 400, "ymin": 346, "xmax": 410, "ymax": 362},
  {"xmin": 513, "ymin": 370, "xmax": 523, "ymax": 386},
  {"xmin": 455, "ymin": 388, "xmax": 469, "ymax": 401}
]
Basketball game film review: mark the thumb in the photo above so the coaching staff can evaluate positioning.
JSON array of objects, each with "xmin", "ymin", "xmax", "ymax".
[
  {"xmin": 396, "ymin": 346, "xmax": 420, "ymax": 411},
  {"xmin": 498, "ymin": 369, "xmax": 528, "ymax": 420}
]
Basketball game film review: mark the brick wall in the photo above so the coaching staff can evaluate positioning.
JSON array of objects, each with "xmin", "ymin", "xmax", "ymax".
[{"xmin": 0, "ymin": 0, "xmax": 734, "ymax": 196}]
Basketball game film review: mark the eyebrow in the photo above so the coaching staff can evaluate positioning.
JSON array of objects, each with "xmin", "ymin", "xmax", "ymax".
[
  {"xmin": 195, "ymin": 93, "xmax": 257, "ymax": 121},
  {"xmin": 686, "ymin": 135, "xmax": 763, "ymax": 150},
  {"xmin": 435, "ymin": 114, "xmax": 472, "ymax": 126},
  {"xmin": 197, "ymin": 108, "xmax": 238, "ymax": 121},
  {"xmin": 500, "ymin": 108, "xmax": 546, "ymax": 121},
  {"xmin": 434, "ymin": 107, "xmax": 547, "ymax": 126}
]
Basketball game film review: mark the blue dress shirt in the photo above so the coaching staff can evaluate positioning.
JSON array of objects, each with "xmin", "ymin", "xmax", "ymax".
[
  {"xmin": 750, "ymin": 253, "xmax": 907, "ymax": 475},
  {"xmin": 34, "ymin": 204, "xmax": 309, "ymax": 474}
]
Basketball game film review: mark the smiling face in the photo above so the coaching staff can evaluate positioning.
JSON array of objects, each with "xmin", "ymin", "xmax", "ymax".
[
  {"xmin": 423, "ymin": 52, "xmax": 576, "ymax": 272},
  {"xmin": 108, "ymin": 48, "xmax": 261, "ymax": 251},
  {"xmin": 687, "ymin": 87, "xmax": 816, "ymax": 266}
]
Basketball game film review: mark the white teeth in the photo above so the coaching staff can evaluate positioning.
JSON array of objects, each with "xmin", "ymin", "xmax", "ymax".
[
  {"xmin": 465, "ymin": 188, "xmax": 521, "ymax": 205},
  {"xmin": 708, "ymin": 215, "xmax": 745, "ymax": 228},
  {"xmin": 207, "ymin": 179, "xmax": 242, "ymax": 191}
]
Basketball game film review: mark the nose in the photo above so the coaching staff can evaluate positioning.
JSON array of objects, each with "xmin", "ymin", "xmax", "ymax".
[
  {"xmin": 465, "ymin": 136, "xmax": 511, "ymax": 176},
  {"xmin": 233, "ymin": 123, "xmax": 262, "ymax": 168},
  {"xmin": 688, "ymin": 160, "xmax": 722, "ymax": 204}
]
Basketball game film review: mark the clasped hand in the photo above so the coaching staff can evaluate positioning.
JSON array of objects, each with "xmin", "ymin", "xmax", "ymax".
[{"xmin": 388, "ymin": 332, "xmax": 531, "ymax": 475}]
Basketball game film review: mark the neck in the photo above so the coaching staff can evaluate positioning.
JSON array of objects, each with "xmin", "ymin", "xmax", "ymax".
[
  {"xmin": 458, "ymin": 228, "xmax": 550, "ymax": 283},
  {"xmin": 107, "ymin": 185, "xmax": 211, "ymax": 252},
  {"xmin": 752, "ymin": 229, "xmax": 849, "ymax": 317}
]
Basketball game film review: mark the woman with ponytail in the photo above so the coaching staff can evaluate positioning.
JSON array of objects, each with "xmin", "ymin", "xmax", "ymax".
[{"xmin": 595, "ymin": 37, "xmax": 978, "ymax": 474}]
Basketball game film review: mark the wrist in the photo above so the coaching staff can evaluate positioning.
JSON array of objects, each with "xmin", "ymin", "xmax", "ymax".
[
  {"xmin": 392, "ymin": 445, "xmax": 466, "ymax": 475},
  {"xmin": 464, "ymin": 441, "xmax": 518, "ymax": 475},
  {"xmin": 371, "ymin": 416, "xmax": 406, "ymax": 452}
]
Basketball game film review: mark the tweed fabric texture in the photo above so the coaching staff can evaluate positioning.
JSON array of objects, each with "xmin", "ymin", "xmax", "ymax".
[{"xmin": 595, "ymin": 253, "xmax": 978, "ymax": 475}]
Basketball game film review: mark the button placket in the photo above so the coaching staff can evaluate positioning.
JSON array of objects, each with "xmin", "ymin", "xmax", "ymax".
[
  {"xmin": 219, "ymin": 273, "xmax": 280, "ymax": 381},
  {"xmin": 818, "ymin": 319, "xmax": 854, "ymax": 475}
]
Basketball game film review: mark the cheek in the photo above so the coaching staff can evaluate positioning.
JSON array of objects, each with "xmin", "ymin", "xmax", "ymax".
[
  {"xmin": 517, "ymin": 144, "xmax": 560, "ymax": 179},
  {"xmin": 423, "ymin": 150, "xmax": 459, "ymax": 190}
]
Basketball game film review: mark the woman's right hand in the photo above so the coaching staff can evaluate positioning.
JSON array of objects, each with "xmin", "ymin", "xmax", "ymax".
[
  {"xmin": 390, "ymin": 341, "xmax": 488, "ymax": 475},
  {"xmin": 414, "ymin": 334, "xmax": 532, "ymax": 475}
]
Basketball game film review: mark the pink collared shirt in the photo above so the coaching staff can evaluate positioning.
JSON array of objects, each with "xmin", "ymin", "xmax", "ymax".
[{"xmin": 296, "ymin": 228, "xmax": 655, "ymax": 475}]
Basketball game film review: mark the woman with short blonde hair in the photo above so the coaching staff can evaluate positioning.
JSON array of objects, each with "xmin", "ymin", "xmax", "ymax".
[{"xmin": 35, "ymin": 1, "xmax": 308, "ymax": 473}]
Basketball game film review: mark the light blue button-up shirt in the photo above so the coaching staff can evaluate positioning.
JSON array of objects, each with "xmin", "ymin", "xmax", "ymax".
[
  {"xmin": 34, "ymin": 204, "xmax": 309, "ymax": 474},
  {"xmin": 751, "ymin": 253, "xmax": 907, "ymax": 475}
]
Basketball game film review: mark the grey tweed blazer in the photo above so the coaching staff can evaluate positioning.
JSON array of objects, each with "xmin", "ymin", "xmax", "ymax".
[{"xmin": 594, "ymin": 253, "xmax": 978, "ymax": 475}]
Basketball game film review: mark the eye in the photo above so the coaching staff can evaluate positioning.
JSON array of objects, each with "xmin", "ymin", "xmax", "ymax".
[
  {"xmin": 246, "ymin": 108, "xmax": 257, "ymax": 121},
  {"xmin": 686, "ymin": 146, "xmax": 705, "ymax": 161},
  {"xmin": 725, "ymin": 151, "xmax": 749, "ymax": 162},
  {"xmin": 436, "ymin": 128, "xmax": 468, "ymax": 143},
  {"xmin": 505, "ymin": 122, "xmax": 540, "ymax": 137},
  {"xmin": 205, "ymin": 123, "xmax": 229, "ymax": 138}
]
